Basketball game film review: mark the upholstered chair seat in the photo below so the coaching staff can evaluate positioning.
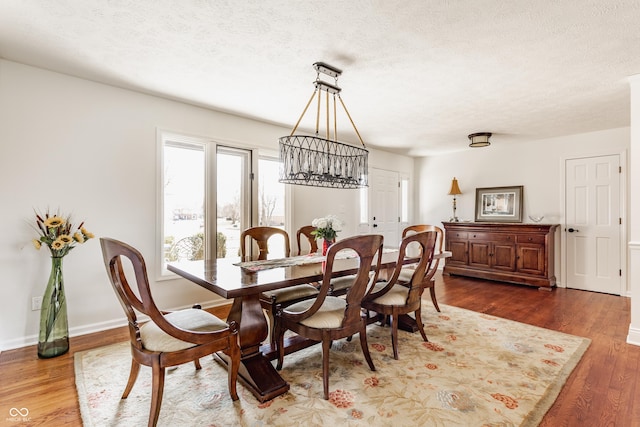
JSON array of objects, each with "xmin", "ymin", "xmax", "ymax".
[
  {"xmin": 139, "ymin": 309, "xmax": 230, "ymax": 352},
  {"xmin": 283, "ymin": 296, "xmax": 347, "ymax": 328},
  {"xmin": 368, "ymin": 284, "xmax": 409, "ymax": 306}
]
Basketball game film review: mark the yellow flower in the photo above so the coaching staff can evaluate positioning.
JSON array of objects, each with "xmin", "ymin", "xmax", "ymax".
[
  {"xmin": 80, "ymin": 227, "xmax": 94, "ymax": 239},
  {"xmin": 44, "ymin": 216, "xmax": 65, "ymax": 228},
  {"xmin": 51, "ymin": 239, "xmax": 65, "ymax": 250},
  {"xmin": 59, "ymin": 234, "xmax": 73, "ymax": 244},
  {"xmin": 32, "ymin": 239, "xmax": 41, "ymax": 250},
  {"xmin": 73, "ymin": 232, "xmax": 85, "ymax": 243}
]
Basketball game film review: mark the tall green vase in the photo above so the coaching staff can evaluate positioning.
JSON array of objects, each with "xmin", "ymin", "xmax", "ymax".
[{"xmin": 37, "ymin": 256, "xmax": 69, "ymax": 358}]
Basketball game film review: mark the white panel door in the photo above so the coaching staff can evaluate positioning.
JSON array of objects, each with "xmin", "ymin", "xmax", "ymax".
[
  {"xmin": 565, "ymin": 155, "xmax": 621, "ymax": 294},
  {"xmin": 369, "ymin": 168, "xmax": 400, "ymax": 248}
]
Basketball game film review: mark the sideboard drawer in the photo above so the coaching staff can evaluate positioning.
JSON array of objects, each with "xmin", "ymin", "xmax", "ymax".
[
  {"xmin": 468, "ymin": 232, "xmax": 491, "ymax": 240},
  {"xmin": 469, "ymin": 232, "xmax": 514, "ymax": 243},
  {"xmin": 516, "ymin": 235, "xmax": 545, "ymax": 244},
  {"xmin": 449, "ymin": 231, "xmax": 468, "ymax": 239}
]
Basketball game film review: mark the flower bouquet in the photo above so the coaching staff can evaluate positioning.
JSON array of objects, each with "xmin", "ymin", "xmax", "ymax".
[
  {"xmin": 31, "ymin": 209, "xmax": 94, "ymax": 358},
  {"xmin": 311, "ymin": 215, "xmax": 343, "ymax": 255}
]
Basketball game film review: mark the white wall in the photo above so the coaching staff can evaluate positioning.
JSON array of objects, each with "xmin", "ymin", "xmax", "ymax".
[
  {"xmin": 414, "ymin": 127, "xmax": 630, "ymax": 289},
  {"xmin": 290, "ymin": 149, "xmax": 414, "ymax": 241},
  {"xmin": 0, "ymin": 59, "xmax": 413, "ymax": 350}
]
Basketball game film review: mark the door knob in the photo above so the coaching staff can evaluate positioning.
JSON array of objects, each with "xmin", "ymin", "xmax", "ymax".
[
  {"xmin": 567, "ymin": 227, "xmax": 579, "ymax": 233},
  {"xmin": 373, "ymin": 224, "xmax": 378, "ymax": 228}
]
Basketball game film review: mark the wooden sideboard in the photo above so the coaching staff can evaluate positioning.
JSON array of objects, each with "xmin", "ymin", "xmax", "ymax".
[{"xmin": 442, "ymin": 222, "xmax": 559, "ymax": 289}]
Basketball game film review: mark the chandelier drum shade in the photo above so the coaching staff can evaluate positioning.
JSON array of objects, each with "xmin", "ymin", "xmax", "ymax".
[{"xmin": 279, "ymin": 62, "xmax": 368, "ymax": 189}]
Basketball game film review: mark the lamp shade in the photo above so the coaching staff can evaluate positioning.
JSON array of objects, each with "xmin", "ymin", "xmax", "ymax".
[{"xmin": 448, "ymin": 177, "xmax": 462, "ymax": 195}]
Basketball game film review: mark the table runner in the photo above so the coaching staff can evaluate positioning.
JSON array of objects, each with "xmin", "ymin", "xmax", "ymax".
[{"xmin": 234, "ymin": 248, "xmax": 398, "ymax": 272}]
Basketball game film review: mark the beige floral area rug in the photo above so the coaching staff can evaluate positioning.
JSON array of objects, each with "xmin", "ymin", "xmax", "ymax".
[{"xmin": 75, "ymin": 305, "xmax": 590, "ymax": 426}]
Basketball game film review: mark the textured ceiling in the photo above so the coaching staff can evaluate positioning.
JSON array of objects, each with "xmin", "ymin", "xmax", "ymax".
[{"xmin": 1, "ymin": 1, "xmax": 640, "ymax": 156}]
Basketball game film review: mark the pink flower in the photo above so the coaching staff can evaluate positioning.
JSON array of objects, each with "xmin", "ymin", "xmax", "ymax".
[
  {"xmin": 329, "ymin": 389, "xmax": 355, "ymax": 408},
  {"xmin": 371, "ymin": 343, "xmax": 386, "ymax": 352},
  {"xmin": 423, "ymin": 342, "xmax": 445, "ymax": 351},
  {"xmin": 491, "ymin": 393, "xmax": 519, "ymax": 409},
  {"xmin": 544, "ymin": 343, "xmax": 565, "ymax": 352},
  {"xmin": 364, "ymin": 376, "xmax": 379, "ymax": 387}
]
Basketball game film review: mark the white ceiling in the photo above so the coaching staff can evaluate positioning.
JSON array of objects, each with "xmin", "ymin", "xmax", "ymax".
[{"xmin": 2, "ymin": 1, "xmax": 640, "ymax": 156}]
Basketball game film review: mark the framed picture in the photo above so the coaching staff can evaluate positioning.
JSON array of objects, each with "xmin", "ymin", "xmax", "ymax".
[{"xmin": 475, "ymin": 186, "xmax": 523, "ymax": 222}]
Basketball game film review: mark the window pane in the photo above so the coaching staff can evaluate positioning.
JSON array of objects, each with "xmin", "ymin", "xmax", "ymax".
[
  {"xmin": 257, "ymin": 157, "xmax": 287, "ymax": 258},
  {"xmin": 217, "ymin": 150, "xmax": 247, "ymax": 259},
  {"xmin": 258, "ymin": 158, "xmax": 285, "ymax": 227},
  {"xmin": 360, "ymin": 186, "xmax": 368, "ymax": 224},
  {"xmin": 163, "ymin": 143, "xmax": 205, "ymax": 267}
]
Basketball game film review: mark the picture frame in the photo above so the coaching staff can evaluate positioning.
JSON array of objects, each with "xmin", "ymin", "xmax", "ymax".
[{"xmin": 475, "ymin": 186, "xmax": 523, "ymax": 223}]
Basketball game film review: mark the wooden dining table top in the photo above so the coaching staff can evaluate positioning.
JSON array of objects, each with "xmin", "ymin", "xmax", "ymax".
[{"xmin": 168, "ymin": 250, "xmax": 451, "ymax": 299}]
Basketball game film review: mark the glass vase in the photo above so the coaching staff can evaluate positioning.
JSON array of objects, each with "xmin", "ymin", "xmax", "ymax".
[
  {"xmin": 322, "ymin": 238, "xmax": 335, "ymax": 256},
  {"xmin": 37, "ymin": 256, "xmax": 69, "ymax": 358}
]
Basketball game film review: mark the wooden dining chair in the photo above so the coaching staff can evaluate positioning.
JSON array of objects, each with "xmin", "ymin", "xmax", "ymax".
[
  {"xmin": 274, "ymin": 234, "xmax": 384, "ymax": 399},
  {"xmin": 100, "ymin": 238, "xmax": 240, "ymax": 427},
  {"xmin": 399, "ymin": 224, "xmax": 444, "ymax": 312},
  {"xmin": 362, "ymin": 230, "xmax": 437, "ymax": 359},
  {"xmin": 242, "ymin": 226, "xmax": 319, "ymax": 347},
  {"xmin": 296, "ymin": 225, "xmax": 318, "ymax": 255},
  {"xmin": 240, "ymin": 226, "xmax": 291, "ymax": 261}
]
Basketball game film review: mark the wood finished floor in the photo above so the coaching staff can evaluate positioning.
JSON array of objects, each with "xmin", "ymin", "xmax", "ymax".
[{"xmin": 1, "ymin": 275, "xmax": 638, "ymax": 426}]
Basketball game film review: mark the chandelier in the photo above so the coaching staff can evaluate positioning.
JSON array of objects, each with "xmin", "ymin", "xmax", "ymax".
[{"xmin": 278, "ymin": 62, "xmax": 368, "ymax": 189}]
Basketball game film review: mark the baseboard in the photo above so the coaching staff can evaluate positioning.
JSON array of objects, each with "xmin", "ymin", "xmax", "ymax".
[
  {"xmin": 0, "ymin": 298, "xmax": 229, "ymax": 352},
  {"xmin": 627, "ymin": 325, "xmax": 640, "ymax": 346}
]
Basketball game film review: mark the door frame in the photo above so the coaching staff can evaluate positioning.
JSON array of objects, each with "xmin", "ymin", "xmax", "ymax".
[{"xmin": 560, "ymin": 149, "xmax": 627, "ymax": 295}]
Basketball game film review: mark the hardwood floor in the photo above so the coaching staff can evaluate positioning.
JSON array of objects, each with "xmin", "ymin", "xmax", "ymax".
[{"xmin": 1, "ymin": 275, "xmax": 638, "ymax": 426}]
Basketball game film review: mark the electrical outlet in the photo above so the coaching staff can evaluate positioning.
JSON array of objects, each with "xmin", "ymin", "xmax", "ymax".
[{"xmin": 31, "ymin": 296, "xmax": 43, "ymax": 311}]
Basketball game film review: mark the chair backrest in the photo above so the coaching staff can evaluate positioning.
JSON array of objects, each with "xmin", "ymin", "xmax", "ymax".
[
  {"xmin": 100, "ymin": 238, "xmax": 166, "ymax": 349},
  {"xmin": 402, "ymin": 224, "xmax": 443, "ymax": 278},
  {"xmin": 240, "ymin": 226, "xmax": 291, "ymax": 261},
  {"xmin": 313, "ymin": 234, "xmax": 384, "ymax": 326},
  {"xmin": 296, "ymin": 225, "xmax": 318, "ymax": 255}
]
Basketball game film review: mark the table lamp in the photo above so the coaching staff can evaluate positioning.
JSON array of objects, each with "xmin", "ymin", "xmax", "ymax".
[{"xmin": 448, "ymin": 177, "xmax": 462, "ymax": 222}]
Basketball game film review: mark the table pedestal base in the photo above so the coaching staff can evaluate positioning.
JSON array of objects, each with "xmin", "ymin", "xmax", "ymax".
[
  {"xmin": 214, "ymin": 352, "xmax": 289, "ymax": 402},
  {"xmin": 223, "ymin": 294, "xmax": 291, "ymax": 402}
]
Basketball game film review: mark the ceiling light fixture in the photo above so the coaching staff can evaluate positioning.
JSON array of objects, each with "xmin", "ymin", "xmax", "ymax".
[
  {"xmin": 278, "ymin": 62, "xmax": 368, "ymax": 189},
  {"xmin": 468, "ymin": 132, "xmax": 492, "ymax": 148}
]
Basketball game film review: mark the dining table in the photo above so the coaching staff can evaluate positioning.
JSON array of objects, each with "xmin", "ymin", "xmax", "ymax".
[{"xmin": 168, "ymin": 248, "xmax": 451, "ymax": 402}]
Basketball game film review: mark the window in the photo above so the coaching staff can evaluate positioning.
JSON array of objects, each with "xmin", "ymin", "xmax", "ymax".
[{"xmin": 158, "ymin": 131, "xmax": 287, "ymax": 276}]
